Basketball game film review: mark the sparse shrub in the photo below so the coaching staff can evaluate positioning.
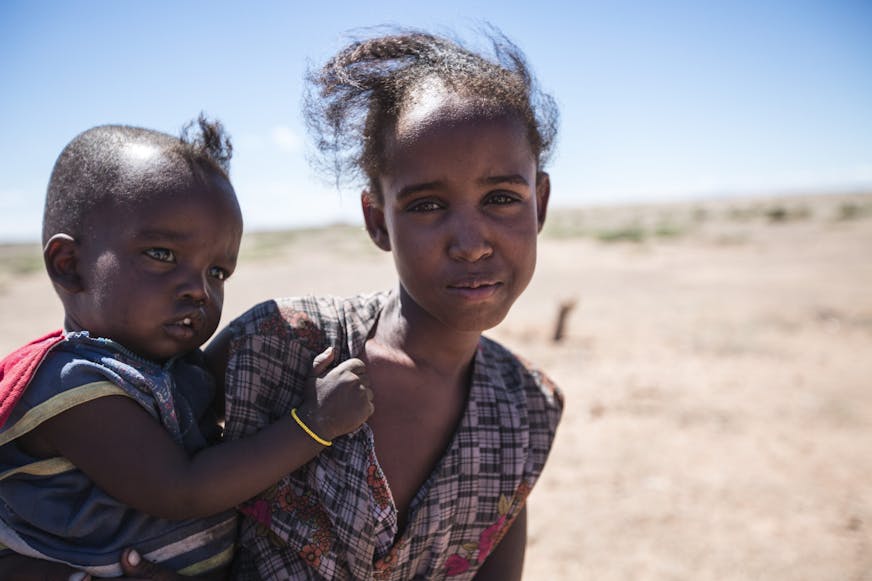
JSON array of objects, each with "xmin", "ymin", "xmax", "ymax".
[
  {"xmin": 596, "ymin": 224, "xmax": 646, "ymax": 243},
  {"xmin": 838, "ymin": 203, "xmax": 861, "ymax": 220},
  {"xmin": 728, "ymin": 206, "xmax": 761, "ymax": 222},
  {"xmin": 792, "ymin": 205, "xmax": 812, "ymax": 220},
  {"xmin": 713, "ymin": 232, "xmax": 751, "ymax": 245},
  {"xmin": 766, "ymin": 204, "xmax": 810, "ymax": 223},
  {"xmin": 766, "ymin": 206, "xmax": 789, "ymax": 222},
  {"xmin": 542, "ymin": 210, "xmax": 587, "ymax": 239},
  {"xmin": 0, "ymin": 245, "xmax": 43, "ymax": 278},
  {"xmin": 836, "ymin": 202, "xmax": 872, "ymax": 221},
  {"xmin": 654, "ymin": 223, "xmax": 684, "ymax": 238}
]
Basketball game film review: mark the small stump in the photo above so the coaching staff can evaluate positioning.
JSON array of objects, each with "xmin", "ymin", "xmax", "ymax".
[{"xmin": 552, "ymin": 299, "xmax": 578, "ymax": 343}]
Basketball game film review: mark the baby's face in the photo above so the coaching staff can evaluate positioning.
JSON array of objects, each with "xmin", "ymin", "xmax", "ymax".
[{"xmin": 66, "ymin": 169, "xmax": 242, "ymax": 362}]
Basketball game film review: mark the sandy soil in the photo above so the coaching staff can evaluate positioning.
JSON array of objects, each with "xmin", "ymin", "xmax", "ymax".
[{"xmin": 1, "ymin": 193, "xmax": 870, "ymax": 580}]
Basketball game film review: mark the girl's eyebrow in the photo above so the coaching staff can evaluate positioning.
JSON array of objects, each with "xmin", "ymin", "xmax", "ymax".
[
  {"xmin": 479, "ymin": 174, "xmax": 530, "ymax": 187},
  {"xmin": 397, "ymin": 174, "xmax": 530, "ymax": 200}
]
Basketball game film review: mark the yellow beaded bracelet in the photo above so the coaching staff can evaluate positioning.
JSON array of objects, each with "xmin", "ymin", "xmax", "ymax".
[{"xmin": 290, "ymin": 408, "xmax": 333, "ymax": 447}]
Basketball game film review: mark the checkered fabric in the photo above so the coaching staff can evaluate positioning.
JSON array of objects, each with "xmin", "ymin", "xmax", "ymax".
[{"xmin": 223, "ymin": 292, "xmax": 563, "ymax": 580}]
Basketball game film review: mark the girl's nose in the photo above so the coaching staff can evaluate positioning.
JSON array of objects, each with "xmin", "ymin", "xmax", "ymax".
[{"xmin": 447, "ymin": 212, "xmax": 493, "ymax": 263}]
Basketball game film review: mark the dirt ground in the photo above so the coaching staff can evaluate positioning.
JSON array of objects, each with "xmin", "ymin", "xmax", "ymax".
[{"xmin": 1, "ymin": 193, "xmax": 870, "ymax": 580}]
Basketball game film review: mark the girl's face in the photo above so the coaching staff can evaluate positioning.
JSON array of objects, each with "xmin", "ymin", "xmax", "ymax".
[
  {"xmin": 365, "ymin": 92, "xmax": 549, "ymax": 334},
  {"xmin": 65, "ymin": 169, "xmax": 242, "ymax": 362}
]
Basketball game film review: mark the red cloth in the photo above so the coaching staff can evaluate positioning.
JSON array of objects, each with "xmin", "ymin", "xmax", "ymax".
[{"xmin": 0, "ymin": 330, "xmax": 64, "ymax": 428}]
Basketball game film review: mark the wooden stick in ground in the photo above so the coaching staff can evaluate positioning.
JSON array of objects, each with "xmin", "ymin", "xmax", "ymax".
[{"xmin": 552, "ymin": 298, "xmax": 578, "ymax": 342}]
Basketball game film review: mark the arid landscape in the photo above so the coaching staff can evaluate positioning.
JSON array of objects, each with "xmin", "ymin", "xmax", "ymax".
[{"xmin": 1, "ymin": 192, "xmax": 870, "ymax": 580}]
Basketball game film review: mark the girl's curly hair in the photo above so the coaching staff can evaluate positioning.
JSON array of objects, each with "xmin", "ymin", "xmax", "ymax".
[{"xmin": 304, "ymin": 27, "xmax": 559, "ymax": 199}]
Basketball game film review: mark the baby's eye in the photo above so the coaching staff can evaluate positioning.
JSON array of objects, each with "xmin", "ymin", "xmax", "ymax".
[
  {"xmin": 209, "ymin": 266, "xmax": 230, "ymax": 281},
  {"xmin": 144, "ymin": 248, "xmax": 175, "ymax": 262},
  {"xmin": 407, "ymin": 199, "xmax": 443, "ymax": 213}
]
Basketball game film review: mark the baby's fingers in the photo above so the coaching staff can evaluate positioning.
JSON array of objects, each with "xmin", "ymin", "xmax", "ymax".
[
  {"xmin": 311, "ymin": 346, "xmax": 336, "ymax": 377},
  {"xmin": 332, "ymin": 357, "xmax": 368, "ymax": 380}
]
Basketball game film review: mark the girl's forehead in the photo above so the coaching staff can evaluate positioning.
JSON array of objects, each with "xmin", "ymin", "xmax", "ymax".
[
  {"xmin": 396, "ymin": 91, "xmax": 526, "ymax": 149},
  {"xmin": 378, "ymin": 109, "xmax": 537, "ymax": 192},
  {"xmin": 395, "ymin": 86, "xmax": 509, "ymax": 137},
  {"xmin": 389, "ymin": 100, "xmax": 529, "ymax": 157}
]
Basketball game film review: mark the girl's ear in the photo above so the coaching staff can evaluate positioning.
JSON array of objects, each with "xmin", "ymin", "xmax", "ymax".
[
  {"xmin": 535, "ymin": 172, "xmax": 551, "ymax": 233},
  {"xmin": 361, "ymin": 191, "xmax": 391, "ymax": 252},
  {"xmin": 44, "ymin": 234, "xmax": 84, "ymax": 294}
]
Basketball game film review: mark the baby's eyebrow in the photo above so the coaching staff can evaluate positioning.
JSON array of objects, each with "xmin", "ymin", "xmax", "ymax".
[
  {"xmin": 396, "ymin": 181, "xmax": 441, "ymax": 200},
  {"xmin": 135, "ymin": 228, "xmax": 190, "ymax": 242}
]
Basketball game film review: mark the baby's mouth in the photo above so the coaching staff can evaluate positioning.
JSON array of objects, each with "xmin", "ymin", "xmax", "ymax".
[
  {"xmin": 170, "ymin": 316, "xmax": 194, "ymax": 328},
  {"xmin": 168, "ymin": 312, "xmax": 202, "ymax": 333}
]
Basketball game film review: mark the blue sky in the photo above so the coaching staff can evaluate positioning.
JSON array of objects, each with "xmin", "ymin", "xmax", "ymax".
[{"xmin": 1, "ymin": 0, "xmax": 870, "ymax": 242}]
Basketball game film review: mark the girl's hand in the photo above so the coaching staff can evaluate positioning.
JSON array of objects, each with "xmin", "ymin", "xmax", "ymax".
[{"xmin": 298, "ymin": 347, "xmax": 375, "ymax": 442}]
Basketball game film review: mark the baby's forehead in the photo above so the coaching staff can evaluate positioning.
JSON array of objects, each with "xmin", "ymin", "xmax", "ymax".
[
  {"xmin": 112, "ymin": 144, "xmax": 227, "ymax": 197},
  {"xmin": 83, "ymin": 168, "xmax": 241, "ymax": 239},
  {"xmin": 117, "ymin": 143, "xmax": 189, "ymax": 185}
]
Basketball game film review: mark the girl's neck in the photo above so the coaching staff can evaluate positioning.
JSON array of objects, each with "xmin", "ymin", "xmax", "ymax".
[{"xmin": 372, "ymin": 286, "xmax": 482, "ymax": 377}]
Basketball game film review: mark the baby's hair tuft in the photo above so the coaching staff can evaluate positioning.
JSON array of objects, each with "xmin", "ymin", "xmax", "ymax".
[{"xmin": 43, "ymin": 115, "xmax": 233, "ymax": 245}]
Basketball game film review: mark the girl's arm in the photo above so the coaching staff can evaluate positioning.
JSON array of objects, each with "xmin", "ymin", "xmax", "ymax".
[
  {"xmin": 19, "ymin": 353, "xmax": 373, "ymax": 520},
  {"xmin": 473, "ymin": 507, "xmax": 527, "ymax": 581}
]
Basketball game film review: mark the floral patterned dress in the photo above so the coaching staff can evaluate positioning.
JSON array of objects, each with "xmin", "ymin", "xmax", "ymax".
[{"xmin": 223, "ymin": 291, "xmax": 563, "ymax": 580}]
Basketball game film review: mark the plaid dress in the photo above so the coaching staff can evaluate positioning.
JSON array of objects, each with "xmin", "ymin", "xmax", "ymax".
[{"xmin": 223, "ymin": 292, "xmax": 563, "ymax": 580}]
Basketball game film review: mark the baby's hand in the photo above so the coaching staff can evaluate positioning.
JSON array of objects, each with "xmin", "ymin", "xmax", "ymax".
[{"xmin": 297, "ymin": 347, "xmax": 374, "ymax": 443}]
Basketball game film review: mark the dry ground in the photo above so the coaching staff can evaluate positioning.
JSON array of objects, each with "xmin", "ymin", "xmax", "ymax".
[{"xmin": 1, "ymin": 193, "xmax": 870, "ymax": 580}]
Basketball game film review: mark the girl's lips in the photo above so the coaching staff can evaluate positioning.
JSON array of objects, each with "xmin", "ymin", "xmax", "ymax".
[{"xmin": 446, "ymin": 281, "xmax": 502, "ymax": 301}]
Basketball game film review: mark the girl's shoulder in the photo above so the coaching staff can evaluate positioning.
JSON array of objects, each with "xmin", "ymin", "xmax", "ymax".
[
  {"xmin": 225, "ymin": 292, "xmax": 389, "ymax": 353},
  {"xmin": 472, "ymin": 336, "xmax": 564, "ymax": 477},
  {"xmin": 477, "ymin": 335, "xmax": 564, "ymax": 414}
]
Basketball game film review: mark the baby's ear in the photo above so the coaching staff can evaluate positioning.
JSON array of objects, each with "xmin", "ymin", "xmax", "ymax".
[
  {"xmin": 44, "ymin": 234, "xmax": 83, "ymax": 294},
  {"xmin": 361, "ymin": 191, "xmax": 391, "ymax": 252}
]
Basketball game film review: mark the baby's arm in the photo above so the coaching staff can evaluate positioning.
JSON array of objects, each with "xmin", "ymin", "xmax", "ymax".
[{"xmin": 18, "ymin": 349, "xmax": 373, "ymax": 520}]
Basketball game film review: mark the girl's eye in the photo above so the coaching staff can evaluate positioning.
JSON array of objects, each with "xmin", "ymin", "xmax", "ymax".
[
  {"xmin": 209, "ymin": 266, "xmax": 230, "ymax": 281},
  {"xmin": 144, "ymin": 248, "xmax": 175, "ymax": 262}
]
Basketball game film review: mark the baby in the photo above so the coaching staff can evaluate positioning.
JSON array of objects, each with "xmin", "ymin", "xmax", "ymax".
[{"xmin": 0, "ymin": 117, "xmax": 373, "ymax": 578}]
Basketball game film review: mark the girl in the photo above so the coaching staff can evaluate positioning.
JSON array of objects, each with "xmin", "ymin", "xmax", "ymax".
[{"xmin": 212, "ymin": 28, "xmax": 563, "ymax": 580}]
